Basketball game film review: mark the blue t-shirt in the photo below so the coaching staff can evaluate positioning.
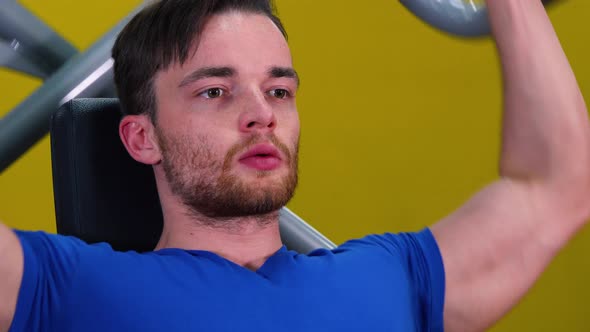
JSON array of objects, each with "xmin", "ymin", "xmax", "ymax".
[{"xmin": 9, "ymin": 228, "xmax": 445, "ymax": 332}]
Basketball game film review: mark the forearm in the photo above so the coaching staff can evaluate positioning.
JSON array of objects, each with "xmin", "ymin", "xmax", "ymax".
[{"xmin": 488, "ymin": 0, "xmax": 590, "ymax": 184}]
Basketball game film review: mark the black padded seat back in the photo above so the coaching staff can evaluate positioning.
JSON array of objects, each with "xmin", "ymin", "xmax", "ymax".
[{"xmin": 50, "ymin": 98, "xmax": 163, "ymax": 252}]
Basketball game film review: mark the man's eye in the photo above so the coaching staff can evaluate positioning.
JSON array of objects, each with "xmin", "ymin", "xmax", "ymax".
[
  {"xmin": 200, "ymin": 88, "xmax": 224, "ymax": 99},
  {"xmin": 269, "ymin": 89, "xmax": 290, "ymax": 99}
]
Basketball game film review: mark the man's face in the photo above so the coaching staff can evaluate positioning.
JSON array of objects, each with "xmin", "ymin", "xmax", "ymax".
[{"xmin": 152, "ymin": 12, "xmax": 300, "ymax": 220}]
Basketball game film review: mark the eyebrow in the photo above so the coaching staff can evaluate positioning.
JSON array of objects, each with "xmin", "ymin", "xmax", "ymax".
[
  {"xmin": 178, "ymin": 67, "xmax": 235, "ymax": 88},
  {"xmin": 269, "ymin": 66, "xmax": 300, "ymax": 88},
  {"xmin": 178, "ymin": 66, "xmax": 300, "ymax": 88}
]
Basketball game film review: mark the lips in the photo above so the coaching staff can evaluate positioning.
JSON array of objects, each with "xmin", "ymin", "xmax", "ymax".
[{"xmin": 238, "ymin": 144, "xmax": 282, "ymax": 171}]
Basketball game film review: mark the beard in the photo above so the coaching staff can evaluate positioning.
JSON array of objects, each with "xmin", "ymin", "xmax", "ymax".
[{"xmin": 155, "ymin": 127, "xmax": 299, "ymax": 225}]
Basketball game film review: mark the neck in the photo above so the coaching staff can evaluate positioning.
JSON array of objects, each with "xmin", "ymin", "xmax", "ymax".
[{"xmin": 155, "ymin": 208, "xmax": 283, "ymax": 271}]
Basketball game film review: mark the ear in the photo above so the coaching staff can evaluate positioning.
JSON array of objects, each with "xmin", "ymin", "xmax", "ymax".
[{"xmin": 119, "ymin": 115, "xmax": 162, "ymax": 165}]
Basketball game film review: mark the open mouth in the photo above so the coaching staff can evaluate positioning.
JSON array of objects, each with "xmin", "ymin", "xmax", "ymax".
[{"xmin": 238, "ymin": 144, "xmax": 282, "ymax": 171}]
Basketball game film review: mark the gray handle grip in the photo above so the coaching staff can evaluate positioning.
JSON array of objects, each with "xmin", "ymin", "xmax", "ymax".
[{"xmin": 400, "ymin": 0, "xmax": 557, "ymax": 38}]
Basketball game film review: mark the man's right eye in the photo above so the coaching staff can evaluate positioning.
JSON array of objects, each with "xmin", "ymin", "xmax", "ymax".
[{"xmin": 199, "ymin": 88, "xmax": 224, "ymax": 99}]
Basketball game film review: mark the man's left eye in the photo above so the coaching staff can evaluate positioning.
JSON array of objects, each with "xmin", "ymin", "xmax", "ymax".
[
  {"xmin": 201, "ymin": 88, "xmax": 224, "ymax": 99},
  {"xmin": 268, "ymin": 89, "xmax": 290, "ymax": 99}
]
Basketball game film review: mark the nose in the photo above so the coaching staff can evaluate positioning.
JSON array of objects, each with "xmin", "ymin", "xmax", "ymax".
[{"xmin": 238, "ymin": 90, "xmax": 277, "ymax": 134}]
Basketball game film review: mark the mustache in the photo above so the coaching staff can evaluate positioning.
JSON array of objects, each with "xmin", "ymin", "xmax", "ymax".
[{"xmin": 222, "ymin": 134, "xmax": 294, "ymax": 171}]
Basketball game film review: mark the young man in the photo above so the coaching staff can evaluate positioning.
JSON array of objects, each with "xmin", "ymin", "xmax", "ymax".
[{"xmin": 1, "ymin": 0, "xmax": 589, "ymax": 331}]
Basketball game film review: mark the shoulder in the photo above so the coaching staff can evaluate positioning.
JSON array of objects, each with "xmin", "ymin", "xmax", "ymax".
[
  {"xmin": 335, "ymin": 227, "xmax": 442, "ymax": 261},
  {"xmin": 13, "ymin": 230, "xmax": 115, "ymax": 263},
  {"xmin": 342, "ymin": 228, "xmax": 445, "ymax": 331},
  {"xmin": 305, "ymin": 227, "xmax": 444, "ymax": 285},
  {"xmin": 306, "ymin": 228, "xmax": 445, "ymax": 331}
]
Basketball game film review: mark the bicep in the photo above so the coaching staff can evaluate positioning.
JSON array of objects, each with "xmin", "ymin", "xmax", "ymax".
[
  {"xmin": 431, "ymin": 179, "xmax": 571, "ymax": 332},
  {"xmin": 0, "ymin": 222, "xmax": 23, "ymax": 332}
]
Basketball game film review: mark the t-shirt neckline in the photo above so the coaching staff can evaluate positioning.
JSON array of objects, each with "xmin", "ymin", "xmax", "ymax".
[{"xmin": 152, "ymin": 244, "xmax": 291, "ymax": 275}]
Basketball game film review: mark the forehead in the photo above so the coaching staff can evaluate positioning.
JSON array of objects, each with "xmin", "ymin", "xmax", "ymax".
[{"xmin": 185, "ymin": 12, "xmax": 292, "ymax": 70}]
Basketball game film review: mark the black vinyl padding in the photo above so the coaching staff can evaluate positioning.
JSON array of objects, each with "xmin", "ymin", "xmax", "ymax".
[{"xmin": 50, "ymin": 98, "xmax": 163, "ymax": 252}]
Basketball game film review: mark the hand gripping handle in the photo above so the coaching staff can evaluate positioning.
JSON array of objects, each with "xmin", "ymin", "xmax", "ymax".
[{"xmin": 400, "ymin": 0, "xmax": 557, "ymax": 38}]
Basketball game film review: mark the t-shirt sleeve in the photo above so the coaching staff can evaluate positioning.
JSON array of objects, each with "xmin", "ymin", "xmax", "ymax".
[
  {"xmin": 397, "ymin": 228, "xmax": 445, "ymax": 332},
  {"xmin": 9, "ymin": 230, "xmax": 108, "ymax": 332},
  {"xmin": 344, "ymin": 228, "xmax": 446, "ymax": 331}
]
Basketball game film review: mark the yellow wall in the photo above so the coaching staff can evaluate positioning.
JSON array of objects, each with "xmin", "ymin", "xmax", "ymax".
[{"xmin": 1, "ymin": 1, "xmax": 589, "ymax": 330}]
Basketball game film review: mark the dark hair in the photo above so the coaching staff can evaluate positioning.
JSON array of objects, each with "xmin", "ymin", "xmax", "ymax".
[{"xmin": 112, "ymin": 0, "xmax": 287, "ymax": 122}]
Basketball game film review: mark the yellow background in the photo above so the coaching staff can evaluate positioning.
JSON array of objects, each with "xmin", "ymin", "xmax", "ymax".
[{"xmin": 1, "ymin": 0, "xmax": 589, "ymax": 330}]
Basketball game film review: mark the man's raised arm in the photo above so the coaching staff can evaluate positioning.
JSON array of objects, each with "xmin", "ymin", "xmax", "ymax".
[
  {"xmin": 430, "ymin": 0, "xmax": 590, "ymax": 331},
  {"xmin": 0, "ymin": 222, "xmax": 24, "ymax": 332}
]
